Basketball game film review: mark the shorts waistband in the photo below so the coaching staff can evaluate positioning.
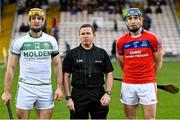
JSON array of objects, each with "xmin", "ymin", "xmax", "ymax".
[{"xmin": 19, "ymin": 80, "xmax": 51, "ymax": 86}]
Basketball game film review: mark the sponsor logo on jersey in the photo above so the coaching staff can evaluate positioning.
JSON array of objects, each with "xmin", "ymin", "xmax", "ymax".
[
  {"xmin": 124, "ymin": 40, "xmax": 151, "ymax": 49},
  {"xmin": 21, "ymin": 42, "xmax": 53, "ymax": 60},
  {"xmin": 23, "ymin": 50, "xmax": 51, "ymax": 59}
]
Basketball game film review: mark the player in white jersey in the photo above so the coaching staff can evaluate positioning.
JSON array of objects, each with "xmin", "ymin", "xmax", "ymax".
[{"xmin": 1, "ymin": 8, "xmax": 63, "ymax": 119}]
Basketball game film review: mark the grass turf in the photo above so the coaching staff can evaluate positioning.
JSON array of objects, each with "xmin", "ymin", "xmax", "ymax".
[{"xmin": 0, "ymin": 61, "xmax": 180, "ymax": 119}]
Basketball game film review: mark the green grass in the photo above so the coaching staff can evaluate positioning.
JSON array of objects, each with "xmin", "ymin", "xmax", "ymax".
[{"xmin": 0, "ymin": 61, "xmax": 180, "ymax": 119}]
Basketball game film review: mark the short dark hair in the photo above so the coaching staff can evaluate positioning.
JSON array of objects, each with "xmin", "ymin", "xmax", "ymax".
[{"xmin": 79, "ymin": 24, "xmax": 95, "ymax": 35}]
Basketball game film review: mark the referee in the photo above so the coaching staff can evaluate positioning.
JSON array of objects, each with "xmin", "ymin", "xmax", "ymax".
[{"xmin": 63, "ymin": 24, "xmax": 114, "ymax": 119}]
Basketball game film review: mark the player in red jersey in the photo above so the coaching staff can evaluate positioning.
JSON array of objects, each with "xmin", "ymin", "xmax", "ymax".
[{"xmin": 116, "ymin": 8, "xmax": 163, "ymax": 119}]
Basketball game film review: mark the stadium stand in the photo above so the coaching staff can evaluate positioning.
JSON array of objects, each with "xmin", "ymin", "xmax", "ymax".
[
  {"xmin": 58, "ymin": 0, "xmax": 180, "ymax": 57},
  {"xmin": 59, "ymin": 11, "xmax": 126, "ymax": 55},
  {"xmin": 147, "ymin": 0, "xmax": 180, "ymax": 56},
  {"xmin": 9, "ymin": 0, "xmax": 180, "ymax": 58}
]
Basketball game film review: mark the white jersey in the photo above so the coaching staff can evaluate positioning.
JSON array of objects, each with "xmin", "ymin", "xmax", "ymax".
[{"xmin": 11, "ymin": 32, "xmax": 59, "ymax": 85}]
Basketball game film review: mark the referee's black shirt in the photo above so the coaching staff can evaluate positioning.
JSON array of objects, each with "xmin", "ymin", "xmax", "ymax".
[{"xmin": 63, "ymin": 44, "xmax": 114, "ymax": 88}]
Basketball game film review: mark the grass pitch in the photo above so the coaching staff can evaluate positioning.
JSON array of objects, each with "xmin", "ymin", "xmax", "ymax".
[{"xmin": 0, "ymin": 61, "xmax": 180, "ymax": 119}]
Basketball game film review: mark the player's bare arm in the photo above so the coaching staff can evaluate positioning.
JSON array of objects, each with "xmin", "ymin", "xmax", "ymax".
[
  {"xmin": 2, "ymin": 54, "xmax": 19, "ymax": 103},
  {"xmin": 116, "ymin": 54, "xmax": 124, "ymax": 70},
  {"xmin": 153, "ymin": 49, "xmax": 163, "ymax": 74},
  {"xmin": 52, "ymin": 55, "xmax": 63, "ymax": 101}
]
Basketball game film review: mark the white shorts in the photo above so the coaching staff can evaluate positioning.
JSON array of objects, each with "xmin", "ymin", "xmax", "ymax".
[
  {"xmin": 16, "ymin": 82, "xmax": 54, "ymax": 110},
  {"xmin": 120, "ymin": 82, "xmax": 158, "ymax": 105}
]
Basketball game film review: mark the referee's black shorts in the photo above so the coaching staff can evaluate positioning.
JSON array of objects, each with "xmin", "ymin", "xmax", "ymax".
[{"xmin": 70, "ymin": 86, "xmax": 109, "ymax": 119}]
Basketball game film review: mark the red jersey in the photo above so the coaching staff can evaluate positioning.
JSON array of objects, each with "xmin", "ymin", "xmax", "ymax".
[{"xmin": 117, "ymin": 30, "xmax": 162, "ymax": 84}]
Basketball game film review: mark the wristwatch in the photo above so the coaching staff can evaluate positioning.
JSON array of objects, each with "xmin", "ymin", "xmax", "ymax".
[
  {"xmin": 105, "ymin": 91, "xmax": 111, "ymax": 95},
  {"xmin": 65, "ymin": 96, "xmax": 71, "ymax": 100}
]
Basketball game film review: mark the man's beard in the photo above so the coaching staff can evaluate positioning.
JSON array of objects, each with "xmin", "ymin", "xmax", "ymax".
[
  {"xmin": 128, "ymin": 26, "xmax": 140, "ymax": 33},
  {"xmin": 31, "ymin": 27, "xmax": 42, "ymax": 33}
]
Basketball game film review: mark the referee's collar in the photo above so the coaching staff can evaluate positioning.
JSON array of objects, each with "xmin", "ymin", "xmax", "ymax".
[{"xmin": 79, "ymin": 44, "xmax": 98, "ymax": 50}]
